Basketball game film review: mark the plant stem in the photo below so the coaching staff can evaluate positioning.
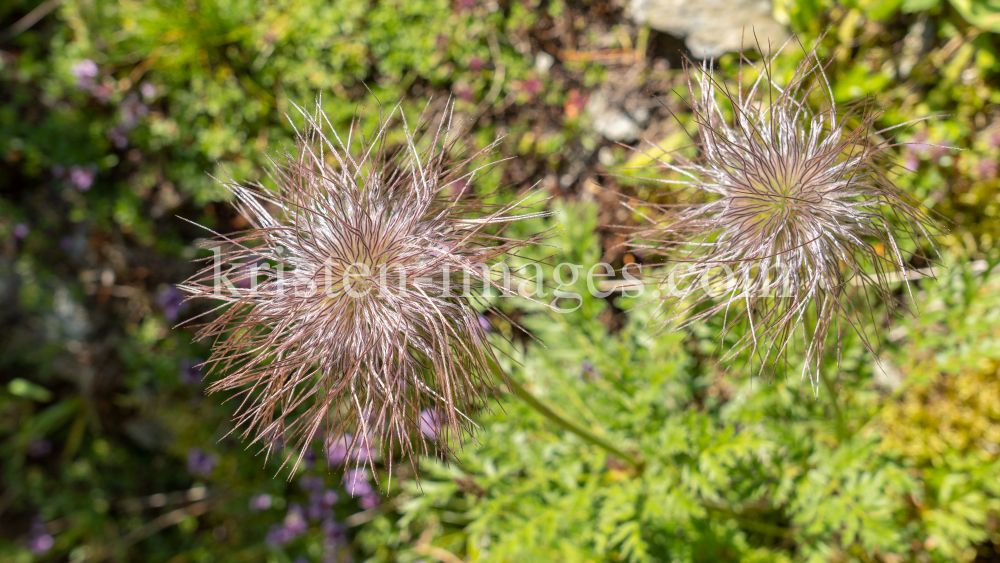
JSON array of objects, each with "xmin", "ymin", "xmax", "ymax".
[
  {"xmin": 819, "ymin": 367, "xmax": 847, "ymax": 442},
  {"xmin": 491, "ymin": 362, "xmax": 642, "ymax": 471}
]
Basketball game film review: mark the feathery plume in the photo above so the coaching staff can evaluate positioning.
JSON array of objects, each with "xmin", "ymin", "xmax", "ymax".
[
  {"xmin": 179, "ymin": 100, "xmax": 548, "ymax": 478},
  {"xmin": 626, "ymin": 41, "xmax": 939, "ymax": 388}
]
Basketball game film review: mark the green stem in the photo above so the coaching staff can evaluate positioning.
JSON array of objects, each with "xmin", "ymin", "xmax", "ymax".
[
  {"xmin": 819, "ymin": 367, "xmax": 847, "ymax": 442},
  {"xmin": 491, "ymin": 363, "xmax": 642, "ymax": 471}
]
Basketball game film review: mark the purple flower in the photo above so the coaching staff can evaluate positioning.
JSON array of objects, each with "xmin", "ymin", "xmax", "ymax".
[
  {"xmin": 302, "ymin": 447, "xmax": 316, "ymax": 469},
  {"xmin": 28, "ymin": 533, "xmax": 54, "ymax": 555},
  {"xmin": 343, "ymin": 468, "xmax": 373, "ymax": 498},
  {"xmin": 248, "ymin": 493, "xmax": 272, "ymax": 512},
  {"xmin": 186, "ymin": 447, "xmax": 217, "ymax": 478},
  {"xmin": 454, "ymin": 85, "xmax": 474, "ymax": 102},
  {"xmin": 419, "ymin": 409, "xmax": 440, "ymax": 440},
  {"xmin": 179, "ymin": 358, "xmax": 204, "ymax": 385},
  {"xmin": 521, "ymin": 77, "xmax": 542, "ymax": 97},
  {"xmin": 477, "ymin": 313, "xmax": 491, "ymax": 331},
  {"xmin": 60, "ymin": 235, "xmax": 83, "ymax": 253},
  {"xmin": 321, "ymin": 519, "xmax": 347, "ymax": 544},
  {"xmin": 119, "ymin": 93, "xmax": 149, "ymax": 129},
  {"xmin": 265, "ymin": 524, "xmax": 295, "ymax": 546},
  {"xmin": 28, "ymin": 438, "xmax": 52, "ymax": 458},
  {"xmin": 71, "ymin": 59, "xmax": 99, "ymax": 88},
  {"xmin": 300, "ymin": 475, "xmax": 324, "ymax": 491},
  {"xmin": 325, "ymin": 434, "xmax": 371, "ymax": 466},
  {"xmin": 140, "ymin": 82, "xmax": 157, "ymax": 100},
  {"xmin": 455, "ymin": 0, "xmax": 476, "ymax": 12},
  {"xmin": 468, "ymin": 57, "xmax": 484, "ymax": 71},
  {"xmin": 283, "ymin": 503, "xmax": 308, "ymax": 535},
  {"xmin": 989, "ymin": 131, "xmax": 1000, "ymax": 149},
  {"xmin": 234, "ymin": 261, "xmax": 263, "ymax": 289},
  {"xmin": 359, "ymin": 492, "xmax": 381, "ymax": 510},
  {"xmin": 69, "ymin": 165, "xmax": 96, "ymax": 191},
  {"xmin": 307, "ymin": 489, "xmax": 339, "ymax": 521},
  {"xmin": 107, "ymin": 126, "xmax": 129, "ymax": 149},
  {"xmin": 977, "ymin": 158, "xmax": 998, "ymax": 180},
  {"xmin": 157, "ymin": 285, "xmax": 189, "ymax": 322},
  {"xmin": 28, "ymin": 520, "xmax": 54, "ymax": 555},
  {"xmin": 12, "ymin": 223, "xmax": 29, "ymax": 239}
]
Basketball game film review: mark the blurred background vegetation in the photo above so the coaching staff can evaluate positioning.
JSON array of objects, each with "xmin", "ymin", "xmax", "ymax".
[{"xmin": 2, "ymin": 0, "xmax": 1000, "ymax": 561}]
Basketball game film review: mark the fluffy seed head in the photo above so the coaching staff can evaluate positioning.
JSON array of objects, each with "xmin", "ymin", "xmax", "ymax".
[
  {"xmin": 628, "ymin": 43, "xmax": 939, "ymax": 387},
  {"xmin": 180, "ymin": 101, "xmax": 547, "ymax": 477}
]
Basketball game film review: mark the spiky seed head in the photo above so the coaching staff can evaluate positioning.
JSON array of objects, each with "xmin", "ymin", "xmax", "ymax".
[
  {"xmin": 627, "ymin": 43, "xmax": 939, "ymax": 388},
  {"xmin": 180, "ymin": 100, "xmax": 548, "ymax": 478}
]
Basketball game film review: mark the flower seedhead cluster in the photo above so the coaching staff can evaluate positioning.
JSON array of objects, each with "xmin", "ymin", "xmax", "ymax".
[
  {"xmin": 181, "ymin": 101, "xmax": 547, "ymax": 478},
  {"xmin": 629, "ymin": 44, "xmax": 938, "ymax": 387}
]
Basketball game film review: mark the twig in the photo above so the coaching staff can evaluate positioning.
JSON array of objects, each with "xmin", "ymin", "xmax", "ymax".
[
  {"xmin": 344, "ymin": 495, "xmax": 404, "ymax": 527},
  {"xmin": 498, "ymin": 365, "xmax": 643, "ymax": 471},
  {"xmin": 0, "ymin": 0, "xmax": 61, "ymax": 43},
  {"xmin": 472, "ymin": 33, "xmax": 505, "ymax": 119}
]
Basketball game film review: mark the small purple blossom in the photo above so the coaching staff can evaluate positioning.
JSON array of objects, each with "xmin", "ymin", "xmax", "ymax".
[
  {"xmin": 234, "ymin": 261, "xmax": 263, "ymax": 289},
  {"xmin": 178, "ymin": 358, "xmax": 204, "ymax": 385},
  {"xmin": 283, "ymin": 503, "xmax": 308, "ymax": 535},
  {"xmin": 307, "ymin": 488, "xmax": 339, "ymax": 520},
  {"xmin": 119, "ymin": 93, "xmax": 149, "ymax": 129},
  {"xmin": 71, "ymin": 59, "xmax": 99, "ymax": 89},
  {"xmin": 265, "ymin": 524, "xmax": 296, "ymax": 546},
  {"xmin": 359, "ymin": 492, "xmax": 381, "ymax": 510},
  {"xmin": 140, "ymin": 82, "xmax": 157, "ymax": 100},
  {"xmin": 325, "ymin": 433, "xmax": 371, "ymax": 466},
  {"xmin": 300, "ymin": 475, "xmax": 324, "ymax": 491},
  {"xmin": 468, "ymin": 57, "xmax": 485, "ymax": 71},
  {"xmin": 455, "ymin": 0, "xmax": 476, "ymax": 12},
  {"xmin": 13, "ymin": 223, "xmax": 29, "ymax": 239},
  {"xmin": 69, "ymin": 164, "xmax": 96, "ymax": 191},
  {"xmin": 477, "ymin": 314, "xmax": 491, "ymax": 331},
  {"xmin": 248, "ymin": 493, "xmax": 272, "ymax": 512},
  {"xmin": 454, "ymin": 85, "xmax": 474, "ymax": 102},
  {"xmin": 186, "ymin": 447, "xmax": 217, "ymax": 478},
  {"xmin": 344, "ymin": 468, "xmax": 373, "ymax": 498},
  {"xmin": 989, "ymin": 130, "xmax": 1000, "ymax": 149},
  {"xmin": 322, "ymin": 518, "xmax": 348, "ymax": 544},
  {"xmin": 302, "ymin": 447, "xmax": 316, "ymax": 469},
  {"xmin": 521, "ymin": 77, "xmax": 542, "ymax": 97},
  {"xmin": 107, "ymin": 126, "xmax": 129, "ymax": 149},
  {"xmin": 28, "ymin": 519, "xmax": 54, "ymax": 555},
  {"xmin": 157, "ymin": 285, "xmax": 189, "ymax": 322},
  {"xmin": 976, "ymin": 158, "xmax": 998, "ymax": 180},
  {"xmin": 419, "ymin": 409, "xmax": 440, "ymax": 440},
  {"xmin": 28, "ymin": 533, "xmax": 54, "ymax": 555},
  {"xmin": 28, "ymin": 438, "xmax": 52, "ymax": 458}
]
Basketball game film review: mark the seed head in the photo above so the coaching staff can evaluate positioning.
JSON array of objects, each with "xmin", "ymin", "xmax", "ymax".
[
  {"xmin": 628, "ymin": 43, "xmax": 939, "ymax": 387},
  {"xmin": 180, "ymin": 101, "xmax": 547, "ymax": 477}
]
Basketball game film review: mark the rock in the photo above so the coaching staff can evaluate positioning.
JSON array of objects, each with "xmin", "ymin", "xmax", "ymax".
[
  {"xmin": 535, "ymin": 51, "xmax": 555, "ymax": 74},
  {"xmin": 586, "ymin": 91, "xmax": 641, "ymax": 143},
  {"xmin": 629, "ymin": 0, "xmax": 790, "ymax": 59}
]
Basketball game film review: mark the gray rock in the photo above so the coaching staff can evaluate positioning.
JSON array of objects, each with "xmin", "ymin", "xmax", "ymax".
[
  {"xmin": 586, "ymin": 91, "xmax": 641, "ymax": 143},
  {"xmin": 629, "ymin": 0, "xmax": 790, "ymax": 59}
]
